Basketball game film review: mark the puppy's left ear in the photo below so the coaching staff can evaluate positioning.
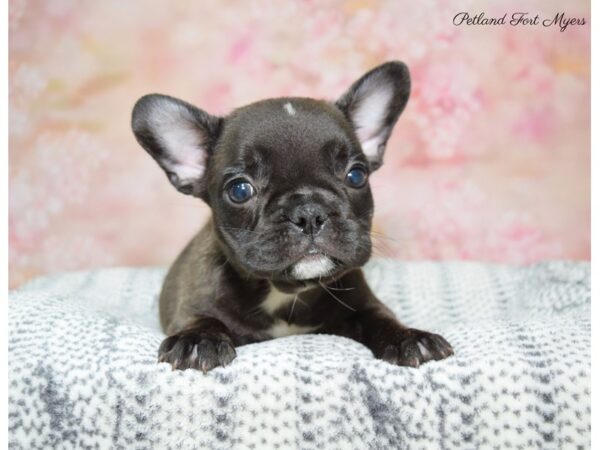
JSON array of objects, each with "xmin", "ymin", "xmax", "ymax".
[{"xmin": 336, "ymin": 61, "xmax": 410, "ymax": 170}]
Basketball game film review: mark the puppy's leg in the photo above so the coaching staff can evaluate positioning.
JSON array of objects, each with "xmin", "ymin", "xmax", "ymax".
[
  {"xmin": 358, "ymin": 306, "xmax": 454, "ymax": 367},
  {"xmin": 158, "ymin": 317, "xmax": 237, "ymax": 372}
]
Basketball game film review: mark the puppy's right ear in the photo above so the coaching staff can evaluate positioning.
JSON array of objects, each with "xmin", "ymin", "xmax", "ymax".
[{"xmin": 131, "ymin": 94, "xmax": 222, "ymax": 197}]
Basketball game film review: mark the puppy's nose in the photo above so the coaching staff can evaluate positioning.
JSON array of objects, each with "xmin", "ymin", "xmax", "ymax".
[{"xmin": 287, "ymin": 203, "xmax": 329, "ymax": 236}]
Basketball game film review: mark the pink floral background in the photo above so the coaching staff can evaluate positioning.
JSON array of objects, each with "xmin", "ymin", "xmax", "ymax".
[{"xmin": 9, "ymin": 0, "xmax": 590, "ymax": 288}]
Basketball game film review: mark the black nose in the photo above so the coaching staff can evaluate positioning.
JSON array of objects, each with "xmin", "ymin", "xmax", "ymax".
[{"xmin": 286, "ymin": 203, "xmax": 329, "ymax": 236}]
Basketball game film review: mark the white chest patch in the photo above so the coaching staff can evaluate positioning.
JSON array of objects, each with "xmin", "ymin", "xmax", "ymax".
[
  {"xmin": 283, "ymin": 102, "xmax": 296, "ymax": 116},
  {"xmin": 268, "ymin": 319, "xmax": 319, "ymax": 338},
  {"xmin": 260, "ymin": 286, "xmax": 294, "ymax": 315}
]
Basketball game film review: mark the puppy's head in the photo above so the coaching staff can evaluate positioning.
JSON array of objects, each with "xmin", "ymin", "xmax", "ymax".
[{"xmin": 132, "ymin": 62, "xmax": 410, "ymax": 282}]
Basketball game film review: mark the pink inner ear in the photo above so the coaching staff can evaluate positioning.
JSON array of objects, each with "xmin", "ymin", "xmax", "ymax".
[
  {"xmin": 351, "ymin": 84, "xmax": 393, "ymax": 159},
  {"xmin": 360, "ymin": 135, "xmax": 382, "ymax": 159},
  {"xmin": 164, "ymin": 160, "xmax": 205, "ymax": 182},
  {"xmin": 159, "ymin": 124, "xmax": 207, "ymax": 181},
  {"xmin": 146, "ymin": 98, "xmax": 209, "ymax": 183}
]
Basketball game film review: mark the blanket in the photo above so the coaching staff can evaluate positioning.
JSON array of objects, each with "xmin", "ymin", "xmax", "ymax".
[{"xmin": 8, "ymin": 260, "xmax": 591, "ymax": 449}]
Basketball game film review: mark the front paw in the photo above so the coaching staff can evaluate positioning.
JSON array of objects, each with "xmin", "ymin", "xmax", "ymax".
[
  {"xmin": 377, "ymin": 329, "xmax": 454, "ymax": 368},
  {"xmin": 158, "ymin": 329, "xmax": 237, "ymax": 372}
]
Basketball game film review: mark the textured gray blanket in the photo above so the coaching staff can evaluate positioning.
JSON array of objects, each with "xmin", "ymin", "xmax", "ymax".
[{"xmin": 8, "ymin": 260, "xmax": 590, "ymax": 449}]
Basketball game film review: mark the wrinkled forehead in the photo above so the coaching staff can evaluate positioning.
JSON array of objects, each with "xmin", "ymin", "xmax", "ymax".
[{"xmin": 217, "ymin": 98, "xmax": 361, "ymax": 174}]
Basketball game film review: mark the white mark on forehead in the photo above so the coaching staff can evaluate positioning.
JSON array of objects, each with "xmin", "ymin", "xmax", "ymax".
[{"xmin": 283, "ymin": 102, "xmax": 296, "ymax": 116}]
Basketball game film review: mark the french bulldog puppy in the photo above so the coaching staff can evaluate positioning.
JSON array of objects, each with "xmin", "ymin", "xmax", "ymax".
[{"xmin": 132, "ymin": 61, "xmax": 453, "ymax": 372}]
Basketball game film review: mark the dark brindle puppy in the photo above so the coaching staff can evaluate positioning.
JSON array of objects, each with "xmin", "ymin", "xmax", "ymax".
[{"xmin": 132, "ymin": 61, "xmax": 453, "ymax": 372}]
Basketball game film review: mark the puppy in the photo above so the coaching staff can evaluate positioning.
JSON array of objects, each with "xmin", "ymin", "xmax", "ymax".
[{"xmin": 132, "ymin": 61, "xmax": 453, "ymax": 372}]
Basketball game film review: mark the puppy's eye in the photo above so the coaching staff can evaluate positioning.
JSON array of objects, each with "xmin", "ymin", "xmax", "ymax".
[
  {"xmin": 345, "ymin": 166, "xmax": 368, "ymax": 188},
  {"xmin": 228, "ymin": 179, "xmax": 255, "ymax": 203}
]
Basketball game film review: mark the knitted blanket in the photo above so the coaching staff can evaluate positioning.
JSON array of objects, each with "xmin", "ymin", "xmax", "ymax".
[{"xmin": 8, "ymin": 260, "xmax": 590, "ymax": 449}]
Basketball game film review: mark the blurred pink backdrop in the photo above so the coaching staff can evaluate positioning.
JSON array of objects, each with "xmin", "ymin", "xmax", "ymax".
[{"xmin": 9, "ymin": 0, "xmax": 590, "ymax": 288}]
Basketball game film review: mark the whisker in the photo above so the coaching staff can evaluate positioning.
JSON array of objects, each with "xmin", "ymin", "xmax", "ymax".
[
  {"xmin": 353, "ymin": 241, "xmax": 389, "ymax": 258},
  {"xmin": 318, "ymin": 281, "xmax": 356, "ymax": 312},
  {"xmin": 325, "ymin": 285, "xmax": 355, "ymax": 291},
  {"xmin": 287, "ymin": 294, "xmax": 299, "ymax": 322},
  {"xmin": 216, "ymin": 257, "xmax": 230, "ymax": 270},
  {"xmin": 371, "ymin": 241, "xmax": 395, "ymax": 257},
  {"xmin": 370, "ymin": 231, "xmax": 401, "ymax": 243}
]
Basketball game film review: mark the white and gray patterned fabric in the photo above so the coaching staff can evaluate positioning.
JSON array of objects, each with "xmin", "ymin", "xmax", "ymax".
[{"xmin": 8, "ymin": 260, "xmax": 590, "ymax": 449}]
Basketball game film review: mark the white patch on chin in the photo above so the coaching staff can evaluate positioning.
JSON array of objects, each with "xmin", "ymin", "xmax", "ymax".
[
  {"xmin": 291, "ymin": 255, "xmax": 334, "ymax": 280},
  {"xmin": 283, "ymin": 102, "xmax": 296, "ymax": 116}
]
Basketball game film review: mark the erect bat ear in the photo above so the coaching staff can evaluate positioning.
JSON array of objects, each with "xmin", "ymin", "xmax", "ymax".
[
  {"xmin": 131, "ymin": 94, "xmax": 222, "ymax": 197},
  {"xmin": 335, "ymin": 61, "xmax": 410, "ymax": 171}
]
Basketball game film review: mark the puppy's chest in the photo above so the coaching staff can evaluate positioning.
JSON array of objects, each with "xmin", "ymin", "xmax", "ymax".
[{"xmin": 260, "ymin": 285, "xmax": 319, "ymax": 338}]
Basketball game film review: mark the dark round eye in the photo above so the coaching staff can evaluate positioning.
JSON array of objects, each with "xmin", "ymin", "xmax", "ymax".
[
  {"xmin": 228, "ymin": 180, "xmax": 255, "ymax": 203},
  {"xmin": 346, "ymin": 166, "xmax": 368, "ymax": 188}
]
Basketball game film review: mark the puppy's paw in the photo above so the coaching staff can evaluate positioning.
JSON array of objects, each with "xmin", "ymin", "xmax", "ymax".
[
  {"xmin": 377, "ymin": 329, "xmax": 454, "ymax": 368},
  {"xmin": 158, "ymin": 330, "xmax": 237, "ymax": 372}
]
